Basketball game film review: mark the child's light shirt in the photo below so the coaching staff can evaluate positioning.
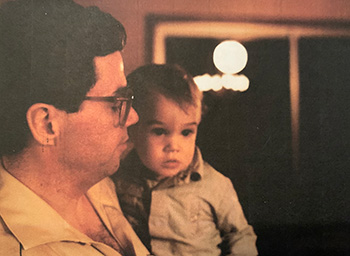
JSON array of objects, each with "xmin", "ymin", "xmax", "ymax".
[{"xmin": 114, "ymin": 147, "xmax": 258, "ymax": 256}]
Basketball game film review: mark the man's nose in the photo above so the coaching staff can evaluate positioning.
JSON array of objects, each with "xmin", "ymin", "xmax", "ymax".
[{"xmin": 124, "ymin": 107, "xmax": 139, "ymax": 127}]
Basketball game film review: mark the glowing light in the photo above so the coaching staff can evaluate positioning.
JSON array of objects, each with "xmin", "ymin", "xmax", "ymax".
[
  {"xmin": 194, "ymin": 73, "xmax": 249, "ymax": 92},
  {"xmin": 211, "ymin": 74, "xmax": 223, "ymax": 91},
  {"xmin": 193, "ymin": 74, "xmax": 212, "ymax": 91},
  {"xmin": 194, "ymin": 40, "xmax": 249, "ymax": 93},
  {"xmin": 213, "ymin": 40, "xmax": 248, "ymax": 74},
  {"xmin": 222, "ymin": 74, "xmax": 249, "ymax": 92}
]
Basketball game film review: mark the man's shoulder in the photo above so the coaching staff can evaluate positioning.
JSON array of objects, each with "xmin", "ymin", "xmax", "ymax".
[{"xmin": 0, "ymin": 217, "xmax": 21, "ymax": 255}]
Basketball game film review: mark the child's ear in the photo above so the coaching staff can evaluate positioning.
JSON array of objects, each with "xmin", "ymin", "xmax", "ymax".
[{"xmin": 26, "ymin": 103, "xmax": 63, "ymax": 146}]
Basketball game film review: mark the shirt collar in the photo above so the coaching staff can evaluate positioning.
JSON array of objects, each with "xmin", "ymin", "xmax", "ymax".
[
  {"xmin": 87, "ymin": 178, "xmax": 150, "ymax": 256},
  {"xmin": 0, "ymin": 165, "xmax": 95, "ymax": 250},
  {"xmin": 188, "ymin": 146, "xmax": 204, "ymax": 179}
]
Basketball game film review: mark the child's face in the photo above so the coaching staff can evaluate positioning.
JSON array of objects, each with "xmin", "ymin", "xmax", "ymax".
[{"xmin": 132, "ymin": 93, "xmax": 201, "ymax": 180}]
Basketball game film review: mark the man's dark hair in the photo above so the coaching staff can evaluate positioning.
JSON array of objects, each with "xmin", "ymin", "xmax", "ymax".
[
  {"xmin": 127, "ymin": 64, "xmax": 202, "ymax": 117},
  {"xmin": 0, "ymin": 0, "xmax": 126, "ymax": 156}
]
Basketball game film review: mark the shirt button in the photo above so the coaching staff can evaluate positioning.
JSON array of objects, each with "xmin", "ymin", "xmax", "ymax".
[{"xmin": 190, "ymin": 172, "xmax": 201, "ymax": 181}]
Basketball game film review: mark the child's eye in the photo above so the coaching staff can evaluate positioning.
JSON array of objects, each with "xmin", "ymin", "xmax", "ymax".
[
  {"xmin": 182, "ymin": 129, "xmax": 194, "ymax": 136},
  {"xmin": 151, "ymin": 128, "xmax": 167, "ymax": 136}
]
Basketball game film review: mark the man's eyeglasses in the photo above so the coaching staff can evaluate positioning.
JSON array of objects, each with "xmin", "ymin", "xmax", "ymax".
[{"xmin": 85, "ymin": 87, "xmax": 134, "ymax": 127}]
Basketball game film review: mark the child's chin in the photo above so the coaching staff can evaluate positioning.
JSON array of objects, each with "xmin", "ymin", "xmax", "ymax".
[{"xmin": 156, "ymin": 168, "xmax": 182, "ymax": 179}]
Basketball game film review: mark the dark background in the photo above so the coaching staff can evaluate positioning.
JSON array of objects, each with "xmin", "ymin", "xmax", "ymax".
[{"xmin": 166, "ymin": 37, "xmax": 350, "ymax": 255}]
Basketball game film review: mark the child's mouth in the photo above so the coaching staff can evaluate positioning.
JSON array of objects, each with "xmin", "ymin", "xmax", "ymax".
[{"xmin": 162, "ymin": 160, "xmax": 180, "ymax": 169}]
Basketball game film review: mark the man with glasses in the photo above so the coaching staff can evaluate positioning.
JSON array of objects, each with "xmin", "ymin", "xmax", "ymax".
[{"xmin": 0, "ymin": 0, "xmax": 149, "ymax": 255}]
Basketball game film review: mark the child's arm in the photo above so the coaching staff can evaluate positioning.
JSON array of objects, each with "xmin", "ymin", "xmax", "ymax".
[{"xmin": 216, "ymin": 177, "xmax": 258, "ymax": 256}]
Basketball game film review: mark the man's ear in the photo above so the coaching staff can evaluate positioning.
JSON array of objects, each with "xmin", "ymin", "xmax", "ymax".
[{"xmin": 26, "ymin": 103, "xmax": 63, "ymax": 146}]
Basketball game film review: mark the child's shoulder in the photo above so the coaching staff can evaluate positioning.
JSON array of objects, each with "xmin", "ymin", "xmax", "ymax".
[
  {"xmin": 191, "ymin": 161, "xmax": 239, "ymax": 203},
  {"xmin": 200, "ymin": 160, "xmax": 232, "ymax": 185},
  {"xmin": 194, "ymin": 147, "xmax": 231, "ymax": 183}
]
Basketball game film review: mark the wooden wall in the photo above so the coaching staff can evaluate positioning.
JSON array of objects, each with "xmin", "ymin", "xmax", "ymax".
[
  {"xmin": 74, "ymin": 0, "xmax": 350, "ymax": 74},
  {"xmin": 1, "ymin": 0, "xmax": 349, "ymax": 73}
]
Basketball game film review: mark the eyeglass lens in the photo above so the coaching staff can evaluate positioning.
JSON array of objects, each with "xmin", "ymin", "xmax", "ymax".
[{"xmin": 115, "ymin": 97, "xmax": 133, "ymax": 127}]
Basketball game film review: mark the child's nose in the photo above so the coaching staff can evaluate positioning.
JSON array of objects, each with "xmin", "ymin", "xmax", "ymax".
[{"xmin": 164, "ymin": 136, "xmax": 180, "ymax": 152}]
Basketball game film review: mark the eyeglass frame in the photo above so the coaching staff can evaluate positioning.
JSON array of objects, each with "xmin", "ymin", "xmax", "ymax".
[{"xmin": 84, "ymin": 87, "xmax": 134, "ymax": 127}]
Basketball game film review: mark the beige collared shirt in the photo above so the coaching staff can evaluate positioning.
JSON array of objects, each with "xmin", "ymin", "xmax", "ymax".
[
  {"xmin": 115, "ymin": 147, "xmax": 258, "ymax": 256},
  {"xmin": 0, "ymin": 165, "xmax": 150, "ymax": 256}
]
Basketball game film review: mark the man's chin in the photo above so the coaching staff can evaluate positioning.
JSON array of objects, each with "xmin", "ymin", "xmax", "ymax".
[
  {"xmin": 100, "ymin": 157, "xmax": 121, "ymax": 177},
  {"xmin": 120, "ymin": 141, "xmax": 134, "ymax": 160}
]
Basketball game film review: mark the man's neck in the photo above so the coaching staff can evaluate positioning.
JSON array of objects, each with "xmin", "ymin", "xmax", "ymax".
[
  {"xmin": 2, "ymin": 148, "xmax": 94, "ymax": 217},
  {"xmin": 1, "ymin": 151, "xmax": 124, "ymax": 253}
]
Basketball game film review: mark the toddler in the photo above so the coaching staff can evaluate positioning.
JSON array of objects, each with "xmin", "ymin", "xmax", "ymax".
[{"xmin": 113, "ymin": 64, "xmax": 258, "ymax": 256}]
